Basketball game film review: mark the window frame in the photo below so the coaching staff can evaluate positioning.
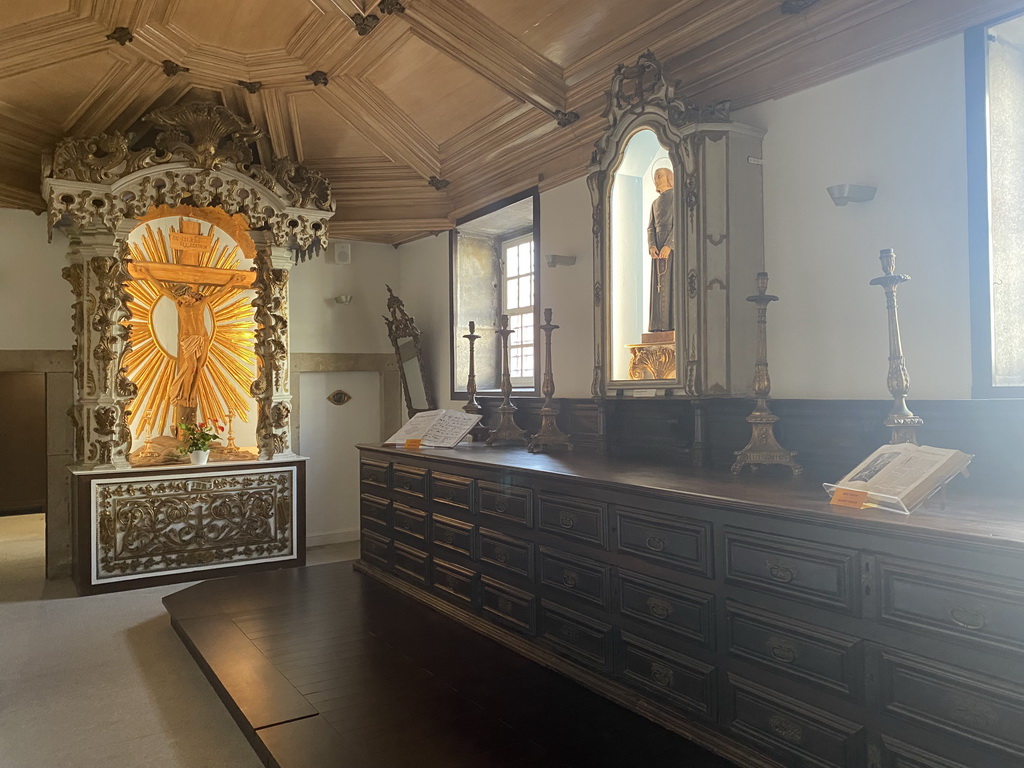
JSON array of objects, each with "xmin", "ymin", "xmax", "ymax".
[
  {"xmin": 448, "ymin": 187, "xmax": 541, "ymax": 399},
  {"xmin": 966, "ymin": 14, "xmax": 1024, "ymax": 398},
  {"xmin": 499, "ymin": 230, "xmax": 537, "ymax": 388}
]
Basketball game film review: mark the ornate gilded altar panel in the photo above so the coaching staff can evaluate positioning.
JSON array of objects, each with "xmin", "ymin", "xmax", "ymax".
[{"xmin": 91, "ymin": 466, "xmax": 297, "ymax": 584}]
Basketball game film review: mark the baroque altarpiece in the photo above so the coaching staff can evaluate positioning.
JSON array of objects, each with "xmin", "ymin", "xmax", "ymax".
[{"xmin": 42, "ymin": 103, "xmax": 334, "ymax": 593}]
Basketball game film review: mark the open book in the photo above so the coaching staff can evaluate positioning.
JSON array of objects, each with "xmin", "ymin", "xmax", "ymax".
[
  {"xmin": 384, "ymin": 409, "xmax": 483, "ymax": 448},
  {"xmin": 832, "ymin": 443, "xmax": 972, "ymax": 512}
]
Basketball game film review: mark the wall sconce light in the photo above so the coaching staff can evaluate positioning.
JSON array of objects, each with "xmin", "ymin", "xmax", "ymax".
[
  {"xmin": 827, "ymin": 184, "xmax": 877, "ymax": 206},
  {"xmin": 545, "ymin": 253, "xmax": 577, "ymax": 267},
  {"xmin": 334, "ymin": 294, "xmax": 353, "ymax": 304}
]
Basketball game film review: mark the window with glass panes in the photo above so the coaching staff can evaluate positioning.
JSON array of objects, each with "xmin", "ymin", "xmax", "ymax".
[
  {"xmin": 968, "ymin": 13, "xmax": 1024, "ymax": 397},
  {"xmin": 502, "ymin": 233, "xmax": 535, "ymax": 385}
]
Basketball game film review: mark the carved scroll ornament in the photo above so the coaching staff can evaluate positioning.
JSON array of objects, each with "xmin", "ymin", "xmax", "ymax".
[{"xmin": 44, "ymin": 103, "xmax": 334, "ymax": 261}]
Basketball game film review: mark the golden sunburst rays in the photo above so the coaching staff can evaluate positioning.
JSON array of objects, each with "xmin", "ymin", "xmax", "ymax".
[{"xmin": 124, "ymin": 215, "xmax": 257, "ymax": 439}]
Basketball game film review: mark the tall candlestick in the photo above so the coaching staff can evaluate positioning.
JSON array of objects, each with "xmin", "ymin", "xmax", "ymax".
[
  {"xmin": 486, "ymin": 314, "xmax": 527, "ymax": 446},
  {"xmin": 731, "ymin": 272, "xmax": 801, "ymax": 475},
  {"xmin": 870, "ymin": 248, "xmax": 923, "ymax": 444},
  {"xmin": 528, "ymin": 308, "xmax": 572, "ymax": 452},
  {"xmin": 462, "ymin": 321, "xmax": 488, "ymax": 441}
]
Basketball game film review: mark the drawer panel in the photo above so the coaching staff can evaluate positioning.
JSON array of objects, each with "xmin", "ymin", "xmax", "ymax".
[
  {"xmin": 618, "ymin": 570, "xmax": 714, "ymax": 650},
  {"xmin": 392, "ymin": 464, "xmax": 428, "ymax": 499},
  {"xmin": 393, "ymin": 542, "xmax": 429, "ymax": 585},
  {"xmin": 728, "ymin": 675, "xmax": 864, "ymax": 768},
  {"xmin": 431, "ymin": 558, "xmax": 475, "ymax": 607},
  {"xmin": 359, "ymin": 459, "xmax": 389, "ymax": 489},
  {"xmin": 876, "ymin": 647, "xmax": 1024, "ymax": 760},
  {"xmin": 430, "ymin": 472, "xmax": 473, "ymax": 511},
  {"xmin": 538, "ymin": 494, "xmax": 607, "ymax": 548},
  {"xmin": 360, "ymin": 529, "xmax": 391, "ymax": 569},
  {"xmin": 479, "ymin": 529, "xmax": 534, "ymax": 581},
  {"xmin": 879, "ymin": 736, "xmax": 974, "ymax": 768},
  {"xmin": 621, "ymin": 633, "xmax": 716, "ymax": 718},
  {"xmin": 478, "ymin": 481, "xmax": 533, "ymax": 528},
  {"xmin": 726, "ymin": 601, "xmax": 863, "ymax": 701},
  {"xmin": 541, "ymin": 601, "xmax": 614, "ymax": 671},
  {"xmin": 539, "ymin": 548, "xmax": 610, "ymax": 610},
  {"xmin": 481, "ymin": 576, "xmax": 536, "ymax": 634},
  {"xmin": 725, "ymin": 528, "xmax": 859, "ymax": 615},
  {"xmin": 616, "ymin": 507, "xmax": 712, "ymax": 578},
  {"xmin": 879, "ymin": 558, "xmax": 1024, "ymax": 656},
  {"xmin": 360, "ymin": 493, "xmax": 390, "ymax": 533},
  {"xmin": 431, "ymin": 514, "xmax": 473, "ymax": 559},
  {"xmin": 392, "ymin": 502, "xmax": 427, "ymax": 543}
]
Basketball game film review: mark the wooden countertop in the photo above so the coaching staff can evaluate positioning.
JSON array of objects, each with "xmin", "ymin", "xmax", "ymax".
[{"xmin": 359, "ymin": 443, "xmax": 1024, "ymax": 552}]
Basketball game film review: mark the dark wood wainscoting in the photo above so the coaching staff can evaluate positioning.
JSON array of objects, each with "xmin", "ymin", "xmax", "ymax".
[{"xmin": 476, "ymin": 396, "xmax": 1024, "ymax": 489}]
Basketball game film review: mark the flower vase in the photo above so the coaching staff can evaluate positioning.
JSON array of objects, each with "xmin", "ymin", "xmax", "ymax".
[{"xmin": 189, "ymin": 450, "xmax": 211, "ymax": 465}]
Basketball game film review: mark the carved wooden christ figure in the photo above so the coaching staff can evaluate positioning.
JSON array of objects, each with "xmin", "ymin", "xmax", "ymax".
[
  {"xmin": 128, "ymin": 218, "xmax": 255, "ymax": 433},
  {"xmin": 648, "ymin": 166, "xmax": 675, "ymax": 332}
]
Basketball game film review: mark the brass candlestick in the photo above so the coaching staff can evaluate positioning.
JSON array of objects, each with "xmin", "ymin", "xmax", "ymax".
[
  {"xmin": 225, "ymin": 408, "xmax": 239, "ymax": 450},
  {"xmin": 732, "ymin": 272, "xmax": 801, "ymax": 475},
  {"xmin": 870, "ymin": 248, "xmax": 923, "ymax": 444},
  {"xmin": 462, "ymin": 321, "xmax": 489, "ymax": 442},
  {"xmin": 486, "ymin": 314, "xmax": 528, "ymax": 446},
  {"xmin": 528, "ymin": 308, "xmax": 572, "ymax": 453}
]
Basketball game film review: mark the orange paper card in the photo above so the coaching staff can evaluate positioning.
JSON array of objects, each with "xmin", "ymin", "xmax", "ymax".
[
  {"xmin": 830, "ymin": 488, "xmax": 869, "ymax": 509},
  {"xmin": 404, "ymin": 438, "xmax": 423, "ymax": 450}
]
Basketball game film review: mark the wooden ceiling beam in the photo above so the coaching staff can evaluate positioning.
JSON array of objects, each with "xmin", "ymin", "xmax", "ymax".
[
  {"xmin": 314, "ymin": 77, "xmax": 440, "ymax": 179},
  {"xmin": 259, "ymin": 87, "xmax": 301, "ymax": 160},
  {"xmin": 399, "ymin": 0, "xmax": 568, "ymax": 117},
  {"xmin": 63, "ymin": 53, "xmax": 160, "ymax": 136},
  {"xmin": 0, "ymin": 17, "xmax": 110, "ymax": 80}
]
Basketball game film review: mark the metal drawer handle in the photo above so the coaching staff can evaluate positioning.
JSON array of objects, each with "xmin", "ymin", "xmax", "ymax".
[
  {"xmin": 497, "ymin": 597, "xmax": 513, "ymax": 615},
  {"xmin": 950, "ymin": 607, "xmax": 986, "ymax": 631},
  {"xmin": 646, "ymin": 536, "xmax": 666, "ymax": 552},
  {"xmin": 493, "ymin": 546, "xmax": 508, "ymax": 564},
  {"xmin": 562, "ymin": 570, "xmax": 578, "ymax": 588},
  {"xmin": 768, "ymin": 640, "xmax": 797, "ymax": 664},
  {"xmin": 443, "ymin": 532, "xmax": 454, "ymax": 545},
  {"xmin": 401, "ymin": 481, "xmax": 412, "ymax": 490},
  {"xmin": 768, "ymin": 715, "xmax": 804, "ymax": 745},
  {"xmin": 366, "ymin": 473, "xmax": 378, "ymax": 483},
  {"xmin": 766, "ymin": 560, "xmax": 797, "ymax": 583},
  {"xmin": 495, "ymin": 500, "xmax": 508, "ymax": 513},
  {"xmin": 647, "ymin": 598, "xmax": 673, "ymax": 620},
  {"xmin": 650, "ymin": 661, "xmax": 674, "ymax": 687},
  {"xmin": 560, "ymin": 625, "xmax": 580, "ymax": 642},
  {"xmin": 559, "ymin": 512, "xmax": 576, "ymax": 529},
  {"xmin": 442, "ymin": 491, "xmax": 455, "ymax": 501}
]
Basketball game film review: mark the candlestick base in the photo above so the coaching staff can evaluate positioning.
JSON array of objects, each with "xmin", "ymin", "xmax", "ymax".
[
  {"xmin": 885, "ymin": 414, "xmax": 923, "ymax": 445},
  {"xmin": 486, "ymin": 405, "xmax": 528, "ymax": 446},
  {"xmin": 731, "ymin": 403, "xmax": 802, "ymax": 476},
  {"xmin": 527, "ymin": 408, "xmax": 572, "ymax": 453}
]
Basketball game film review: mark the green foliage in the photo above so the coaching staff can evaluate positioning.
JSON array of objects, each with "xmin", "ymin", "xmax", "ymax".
[{"xmin": 177, "ymin": 421, "xmax": 222, "ymax": 454}]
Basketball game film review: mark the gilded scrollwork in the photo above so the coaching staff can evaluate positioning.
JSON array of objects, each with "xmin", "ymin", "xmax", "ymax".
[
  {"xmin": 251, "ymin": 250, "xmax": 291, "ymax": 459},
  {"xmin": 94, "ymin": 470, "xmax": 295, "ymax": 579},
  {"xmin": 44, "ymin": 103, "xmax": 334, "ymax": 261}
]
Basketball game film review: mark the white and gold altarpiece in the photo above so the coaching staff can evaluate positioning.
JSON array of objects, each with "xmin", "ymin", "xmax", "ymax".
[{"xmin": 42, "ymin": 103, "xmax": 333, "ymax": 592}]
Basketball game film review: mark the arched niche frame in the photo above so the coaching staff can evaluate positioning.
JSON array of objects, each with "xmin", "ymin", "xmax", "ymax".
[
  {"xmin": 43, "ymin": 102, "xmax": 335, "ymax": 469},
  {"xmin": 588, "ymin": 51, "xmax": 767, "ymax": 399}
]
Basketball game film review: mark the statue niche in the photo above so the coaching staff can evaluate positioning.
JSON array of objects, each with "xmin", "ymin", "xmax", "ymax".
[
  {"xmin": 589, "ymin": 51, "xmax": 765, "ymax": 397},
  {"xmin": 124, "ymin": 206, "xmax": 260, "ymax": 464}
]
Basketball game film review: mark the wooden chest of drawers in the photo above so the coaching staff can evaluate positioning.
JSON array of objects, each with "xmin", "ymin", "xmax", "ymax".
[{"xmin": 356, "ymin": 444, "xmax": 1024, "ymax": 768}]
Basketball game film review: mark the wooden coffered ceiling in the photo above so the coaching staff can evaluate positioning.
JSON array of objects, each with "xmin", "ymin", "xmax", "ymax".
[{"xmin": 1, "ymin": 0, "xmax": 1022, "ymax": 244}]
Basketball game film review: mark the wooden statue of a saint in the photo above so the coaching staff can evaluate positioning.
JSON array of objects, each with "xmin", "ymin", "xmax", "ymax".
[{"xmin": 648, "ymin": 166, "xmax": 674, "ymax": 332}]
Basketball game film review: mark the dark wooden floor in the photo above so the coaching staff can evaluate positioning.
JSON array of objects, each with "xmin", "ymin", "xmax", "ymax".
[{"xmin": 164, "ymin": 563, "xmax": 741, "ymax": 768}]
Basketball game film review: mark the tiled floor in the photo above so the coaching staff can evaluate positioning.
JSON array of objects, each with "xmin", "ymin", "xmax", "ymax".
[{"xmin": 0, "ymin": 513, "xmax": 357, "ymax": 768}]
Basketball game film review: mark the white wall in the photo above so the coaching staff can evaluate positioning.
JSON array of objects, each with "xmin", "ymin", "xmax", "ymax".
[
  {"xmin": 298, "ymin": 370, "xmax": 381, "ymax": 544},
  {"xmin": 736, "ymin": 34, "xmax": 971, "ymax": 399},
  {"xmin": 0, "ymin": 209, "xmax": 74, "ymax": 350},
  {"xmin": 289, "ymin": 241, "xmax": 400, "ymax": 354},
  {"xmin": 398, "ymin": 35, "xmax": 974, "ymax": 401}
]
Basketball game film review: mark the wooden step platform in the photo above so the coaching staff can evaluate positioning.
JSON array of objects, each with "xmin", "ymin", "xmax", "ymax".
[{"xmin": 164, "ymin": 562, "xmax": 740, "ymax": 768}]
